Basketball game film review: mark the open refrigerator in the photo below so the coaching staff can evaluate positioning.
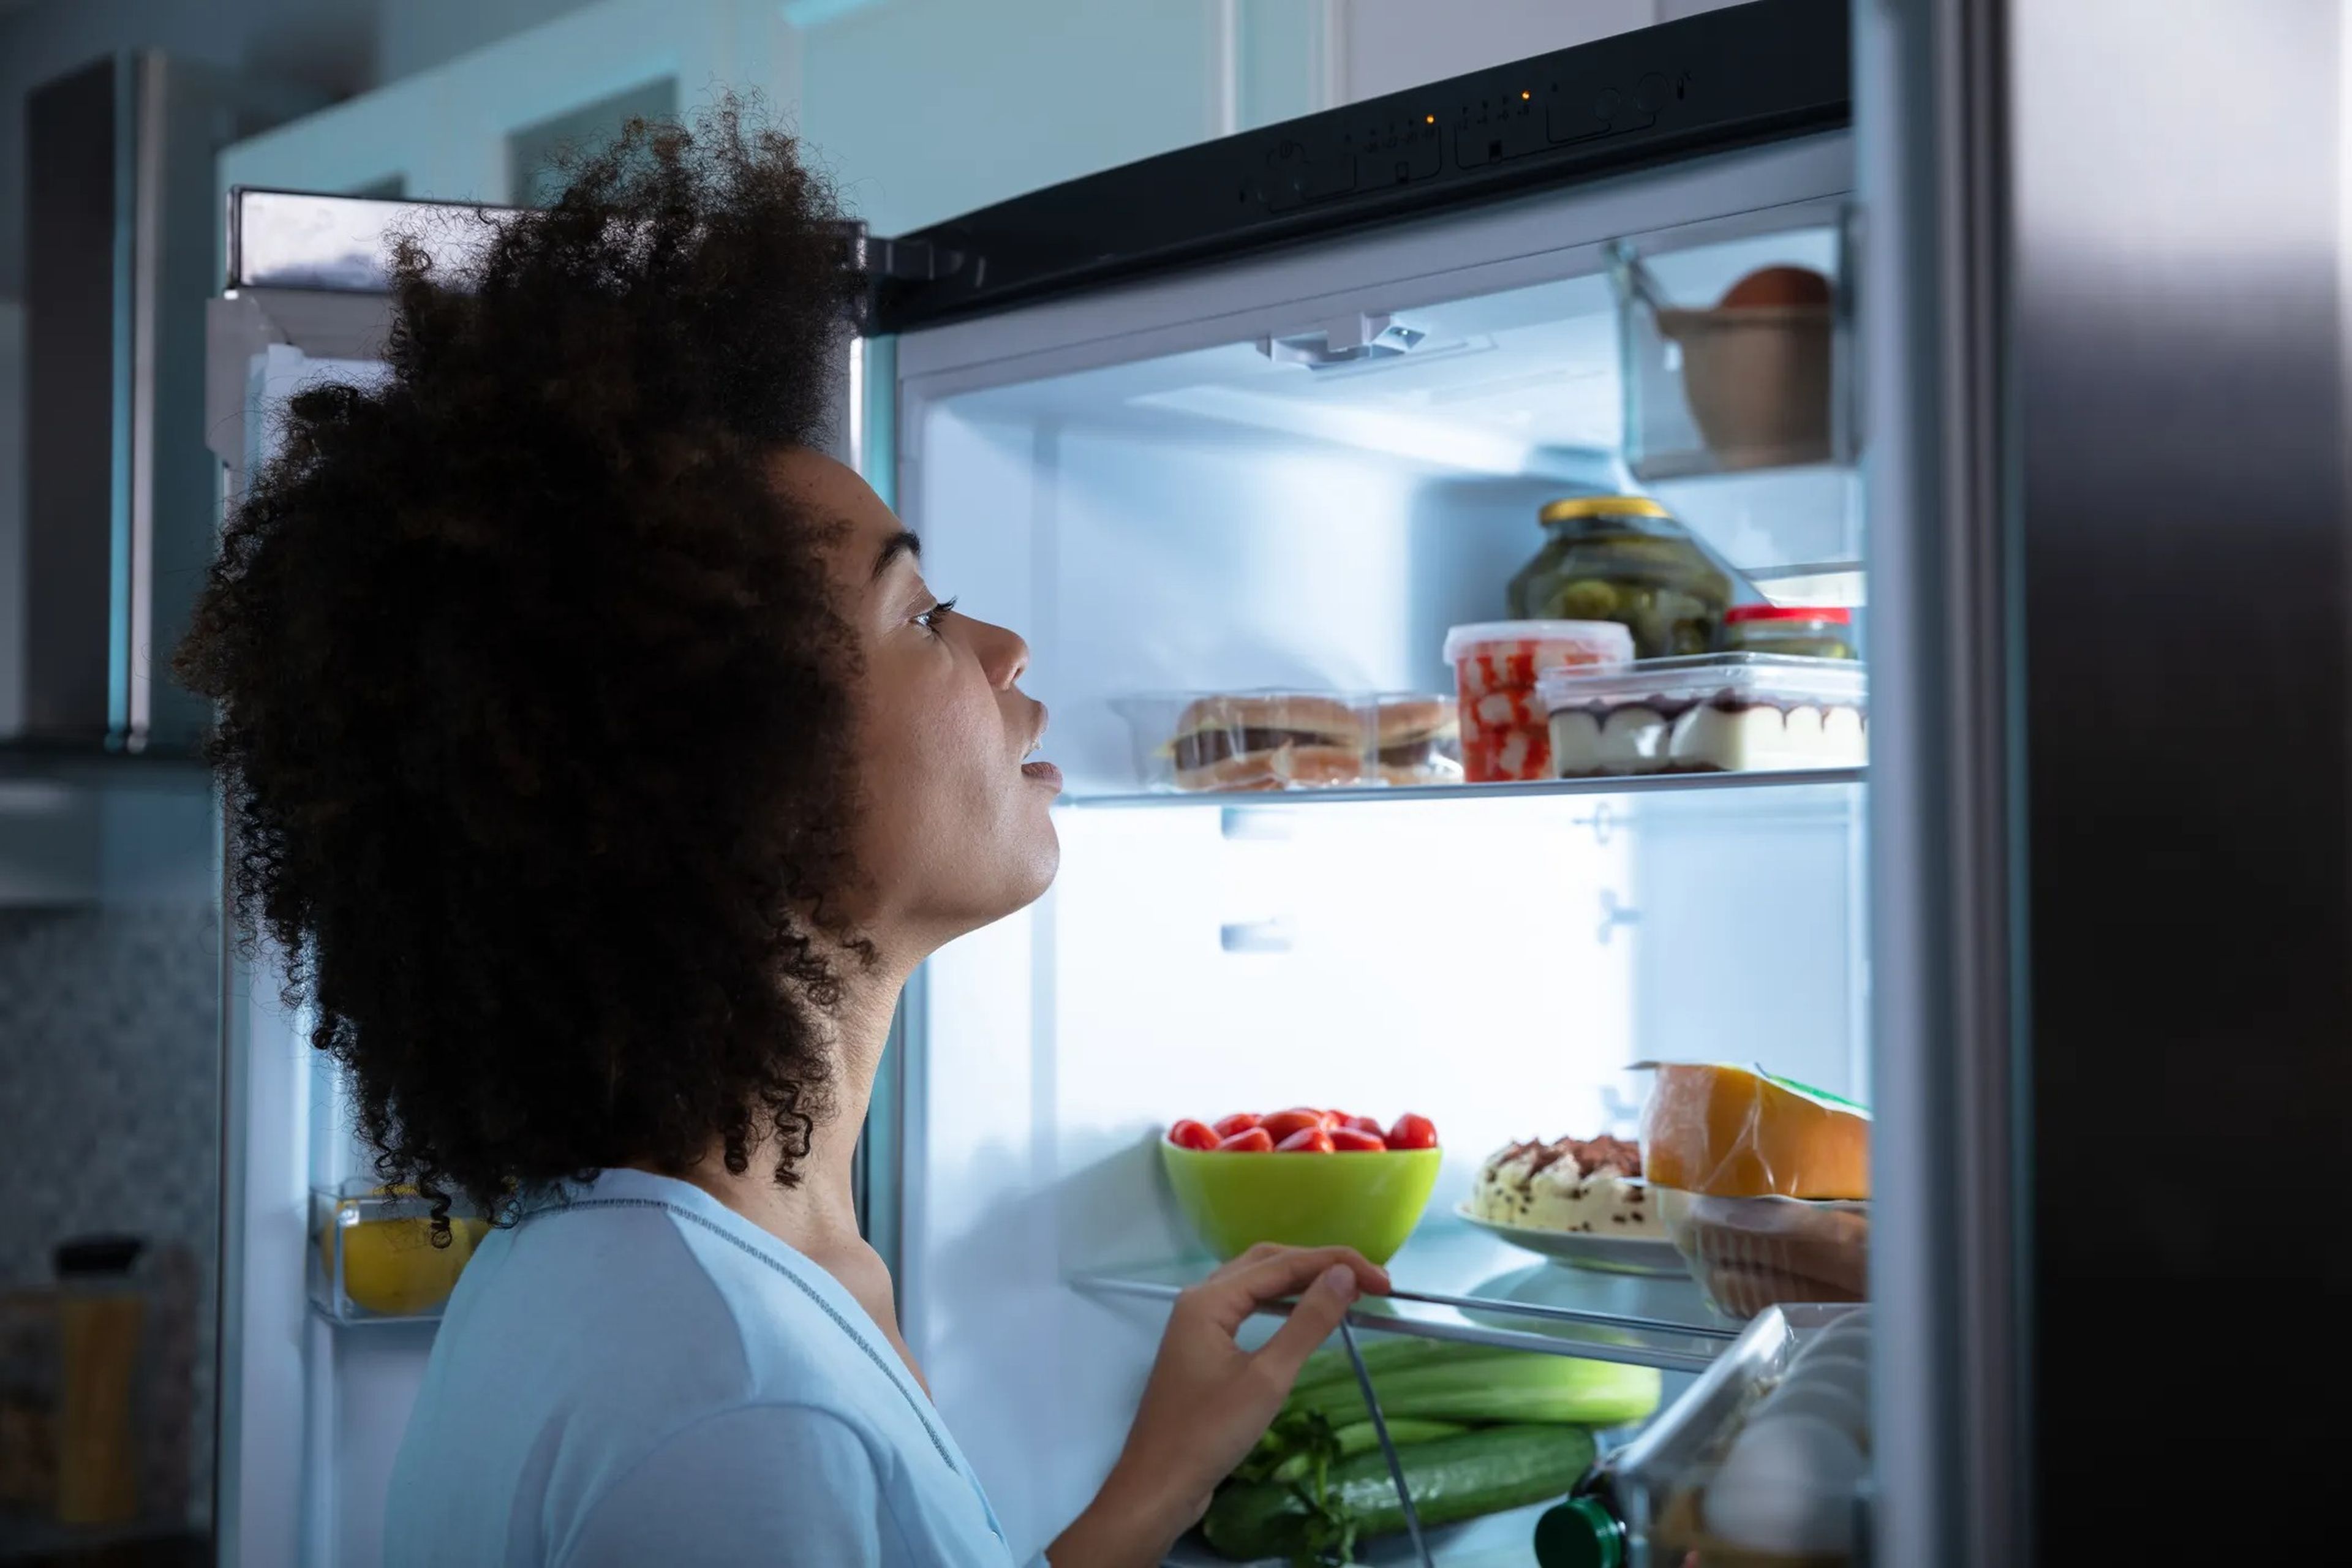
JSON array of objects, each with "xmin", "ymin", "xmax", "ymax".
[{"xmin": 199, "ymin": 2, "xmax": 2352, "ymax": 1565}]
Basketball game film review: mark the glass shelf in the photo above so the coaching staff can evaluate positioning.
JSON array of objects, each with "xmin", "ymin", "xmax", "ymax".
[
  {"xmin": 1061, "ymin": 766, "xmax": 1864, "ymax": 812},
  {"xmin": 1074, "ymin": 1219, "xmax": 1744, "ymax": 1374}
]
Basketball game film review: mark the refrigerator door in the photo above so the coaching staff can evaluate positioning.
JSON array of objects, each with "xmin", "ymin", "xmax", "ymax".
[
  {"xmin": 1860, "ymin": 2, "xmax": 2351, "ymax": 1564},
  {"xmin": 886, "ymin": 125, "xmax": 1861, "ymax": 1556}
]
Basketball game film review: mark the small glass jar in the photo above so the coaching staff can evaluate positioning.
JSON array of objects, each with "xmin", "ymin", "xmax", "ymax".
[
  {"xmin": 1720, "ymin": 605, "xmax": 1858, "ymax": 660},
  {"xmin": 1506, "ymin": 496, "xmax": 1733, "ymax": 659}
]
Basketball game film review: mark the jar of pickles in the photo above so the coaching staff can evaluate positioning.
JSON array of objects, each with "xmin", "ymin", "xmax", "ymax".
[
  {"xmin": 1721, "ymin": 605, "xmax": 1858, "ymax": 660},
  {"xmin": 1506, "ymin": 496, "xmax": 1732, "ymax": 658}
]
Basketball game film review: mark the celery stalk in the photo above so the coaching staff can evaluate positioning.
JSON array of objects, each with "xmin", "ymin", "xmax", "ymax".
[{"xmin": 1283, "ymin": 1349, "xmax": 1661, "ymax": 1430}]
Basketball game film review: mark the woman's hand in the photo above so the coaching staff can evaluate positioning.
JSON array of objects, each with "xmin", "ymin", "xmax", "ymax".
[{"xmin": 1047, "ymin": 1243, "xmax": 1391, "ymax": 1568}]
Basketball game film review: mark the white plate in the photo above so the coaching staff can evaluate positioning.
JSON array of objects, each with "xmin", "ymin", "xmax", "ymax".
[{"xmin": 1454, "ymin": 1201, "xmax": 1688, "ymax": 1276}]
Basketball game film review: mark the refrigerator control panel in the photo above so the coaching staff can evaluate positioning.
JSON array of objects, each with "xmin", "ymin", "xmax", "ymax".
[{"xmin": 873, "ymin": 0, "xmax": 1846, "ymax": 330}]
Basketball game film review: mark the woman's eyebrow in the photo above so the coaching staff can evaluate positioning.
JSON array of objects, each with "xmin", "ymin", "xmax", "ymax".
[{"xmin": 872, "ymin": 529, "xmax": 921, "ymax": 581}]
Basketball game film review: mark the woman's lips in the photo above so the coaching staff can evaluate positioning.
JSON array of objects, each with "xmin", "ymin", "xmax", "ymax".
[{"xmin": 1020, "ymin": 760, "xmax": 1063, "ymax": 793}]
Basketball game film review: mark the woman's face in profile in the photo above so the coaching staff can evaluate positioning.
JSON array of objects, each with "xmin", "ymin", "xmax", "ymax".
[{"xmin": 771, "ymin": 450, "xmax": 1060, "ymax": 954}]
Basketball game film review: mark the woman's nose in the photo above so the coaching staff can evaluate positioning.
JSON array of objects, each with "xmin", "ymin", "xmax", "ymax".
[{"xmin": 974, "ymin": 616, "xmax": 1030, "ymax": 688}]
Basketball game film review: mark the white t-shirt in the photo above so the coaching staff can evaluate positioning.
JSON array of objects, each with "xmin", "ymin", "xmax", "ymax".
[{"xmin": 383, "ymin": 1168, "xmax": 1030, "ymax": 1567}]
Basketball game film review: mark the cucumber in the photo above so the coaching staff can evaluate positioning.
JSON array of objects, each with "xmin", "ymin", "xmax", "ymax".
[{"xmin": 1202, "ymin": 1423, "xmax": 1599, "ymax": 1562}]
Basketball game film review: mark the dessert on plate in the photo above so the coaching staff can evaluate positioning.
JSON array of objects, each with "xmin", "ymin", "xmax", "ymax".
[{"xmin": 1468, "ymin": 1133, "xmax": 1662, "ymax": 1238}]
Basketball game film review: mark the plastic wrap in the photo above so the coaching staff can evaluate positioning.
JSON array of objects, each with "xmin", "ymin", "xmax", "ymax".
[
  {"xmin": 1442, "ymin": 620, "xmax": 1634, "ymax": 782},
  {"xmin": 1636, "ymin": 1063, "xmax": 1869, "ymax": 1321},
  {"xmin": 1660, "ymin": 1192, "xmax": 1869, "ymax": 1321},
  {"xmin": 1114, "ymin": 691, "xmax": 1459, "ymax": 793},
  {"xmin": 1537, "ymin": 654, "xmax": 1867, "ymax": 778}
]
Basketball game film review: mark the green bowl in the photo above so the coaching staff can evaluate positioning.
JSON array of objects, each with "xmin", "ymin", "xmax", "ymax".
[{"xmin": 1160, "ymin": 1141, "xmax": 1441, "ymax": 1264}]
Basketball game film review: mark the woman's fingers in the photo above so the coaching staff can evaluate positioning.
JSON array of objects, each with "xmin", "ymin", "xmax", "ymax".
[
  {"xmin": 1251, "ymin": 1265, "xmax": 1363, "ymax": 1387},
  {"xmin": 1192, "ymin": 1245, "xmax": 1387, "ymax": 1332}
]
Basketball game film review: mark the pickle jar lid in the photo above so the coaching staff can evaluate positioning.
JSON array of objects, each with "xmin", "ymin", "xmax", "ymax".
[{"xmin": 1538, "ymin": 495, "xmax": 1671, "ymax": 525}]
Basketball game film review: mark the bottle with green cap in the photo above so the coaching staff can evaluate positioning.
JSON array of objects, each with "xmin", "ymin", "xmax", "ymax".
[
  {"xmin": 1534, "ymin": 1491, "xmax": 1629, "ymax": 1568},
  {"xmin": 1506, "ymin": 495, "xmax": 1735, "ymax": 658}
]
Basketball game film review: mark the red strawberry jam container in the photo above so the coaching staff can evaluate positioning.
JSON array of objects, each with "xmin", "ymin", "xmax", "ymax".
[{"xmin": 1443, "ymin": 620, "xmax": 1634, "ymax": 782}]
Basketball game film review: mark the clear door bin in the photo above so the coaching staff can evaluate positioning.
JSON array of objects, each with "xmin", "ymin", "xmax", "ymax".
[
  {"xmin": 1114, "ymin": 692, "xmax": 1460, "ymax": 793},
  {"xmin": 1538, "ymin": 655, "xmax": 1866, "ymax": 778},
  {"xmin": 308, "ymin": 1181, "xmax": 488, "ymax": 1324},
  {"xmin": 1534, "ymin": 1304, "xmax": 1871, "ymax": 1568},
  {"xmin": 1608, "ymin": 230, "xmax": 1854, "ymax": 482}
]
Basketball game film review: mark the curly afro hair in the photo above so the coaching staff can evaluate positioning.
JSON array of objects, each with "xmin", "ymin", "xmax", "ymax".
[{"xmin": 178, "ymin": 104, "xmax": 873, "ymax": 1227}]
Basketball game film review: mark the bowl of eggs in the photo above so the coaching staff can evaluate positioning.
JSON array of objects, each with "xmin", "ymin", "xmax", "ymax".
[{"xmin": 1656, "ymin": 265, "xmax": 1836, "ymax": 471}]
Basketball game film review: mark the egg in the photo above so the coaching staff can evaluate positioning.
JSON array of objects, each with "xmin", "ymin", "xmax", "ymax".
[
  {"xmin": 1785, "ymin": 1349, "xmax": 1871, "ymax": 1410},
  {"xmin": 1718, "ymin": 265, "xmax": 1833, "ymax": 310},
  {"xmin": 1757, "ymin": 1379, "xmax": 1869, "ymax": 1448},
  {"xmin": 1702, "ymin": 1412, "xmax": 1868, "ymax": 1554}
]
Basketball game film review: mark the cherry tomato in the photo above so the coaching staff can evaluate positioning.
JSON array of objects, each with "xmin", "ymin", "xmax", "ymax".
[
  {"xmin": 1344, "ymin": 1114, "xmax": 1384, "ymax": 1136},
  {"xmin": 1261, "ymin": 1109, "xmax": 1327, "ymax": 1142},
  {"xmin": 1216, "ymin": 1128, "xmax": 1275, "ymax": 1153},
  {"xmin": 1167, "ymin": 1119, "xmax": 1218, "ymax": 1151},
  {"xmin": 1212, "ymin": 1112, "xmax": 1262, "ymax": 1139},
  {"xmin": 1385, "ymin": 1112, "xmax": 1439, "ymax": 1150},
  {"xmin": 1275, "ymin": 1126, "xmax": 1335, "ymax": 1153},
  {"xmin": 1329, "ymin": 1127, "xmax": 1388, "ymax": 1152}
]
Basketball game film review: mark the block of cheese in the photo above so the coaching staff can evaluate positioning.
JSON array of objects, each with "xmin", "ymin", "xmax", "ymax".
[{"xmin": 1637, "ymin": 1063, "xmax": 1869, "ymax": 1200}]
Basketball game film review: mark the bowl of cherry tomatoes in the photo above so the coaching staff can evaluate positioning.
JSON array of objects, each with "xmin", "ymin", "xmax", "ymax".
[{"xmin": 1159, "ymin": 1107, "xmax": 1442, "ymax": 1264}]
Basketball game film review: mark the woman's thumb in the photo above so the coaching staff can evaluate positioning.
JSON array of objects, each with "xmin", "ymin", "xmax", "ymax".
[{"xmin": 1254, "ymin": 1265, "xmax": 1361, "ymax": 1384}]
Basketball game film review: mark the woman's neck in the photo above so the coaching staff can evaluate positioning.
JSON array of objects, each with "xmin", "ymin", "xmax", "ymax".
[{"xmin": 644, "ymin": 954, "xmax": 908, "ymax": 1261}]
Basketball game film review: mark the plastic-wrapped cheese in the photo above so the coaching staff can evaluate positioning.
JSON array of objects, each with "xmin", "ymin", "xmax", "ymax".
[{"xmin": 1637, "ymin": 1062, "xmax": 1871, "ymax": 1199}]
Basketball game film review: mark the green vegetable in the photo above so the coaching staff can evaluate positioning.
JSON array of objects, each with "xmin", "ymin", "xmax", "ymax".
[
  {"xmin": 1288, "ymin": 1338, "xmax": 1514, "ymax": 1403},
  {"xmin": 1281, "ymin": 1349, "xmax": 1662, "ymax": 1433},
  {"xmin": 1268, "ymin": 1419, "xmax": 1468, "ymax": 1483},
  {"xmin": 1202, "ymin": 1424, "xmax": 1599, "ymax": 1563}
]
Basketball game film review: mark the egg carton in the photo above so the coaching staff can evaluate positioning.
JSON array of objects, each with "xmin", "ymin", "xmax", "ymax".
[{"xmin": 1594, "ymin": 1302, "xmax": 1872, "ymax": 1568}]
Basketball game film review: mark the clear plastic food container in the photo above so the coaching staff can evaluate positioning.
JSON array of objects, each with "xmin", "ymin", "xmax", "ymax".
[
  {"xmin": 1721, "ymin": 605, "xmax": 1858, "ymax": 661},
  {"xmin": 1537, "ymin": 1303, "xmax": 1871, "ymax": 1568},
  {"xmin": 309, "ymin": 1182, "xmax": 489, "ymax": 1323},
  {"xmin": 1112, "ymin": 692, "xmax": 1459, "ymax": 793},
  {"xmin": 1444, "ymin": 621, "xmax": 1635, "ymax": 782},
  {"xmin": 1537, "ymin": 654, "xmax": 1866, "ymax": 778},
  {"xmin": 1659, "ymin": 1191, "xmax": 1869, "ymax": 1321}
]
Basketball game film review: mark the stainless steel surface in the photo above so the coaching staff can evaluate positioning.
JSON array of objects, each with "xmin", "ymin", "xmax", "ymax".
[
  {"xmin": 1863, "ymin": 2, "xmax": 2351, "ymax": 1564},
  {"xmin": 24, "ymin": 58, "xmax": 123, "ymax": 744},
  {"xmin": 1338, "ymin": 1318, "xmax": 1433, "ymax": 1568},
  {"xmin": 127, "ymin": 53, "xmax": 164, "ymax": 743},
  {"xmin": 21, "ymin": 58, "xmax": 314, "ymax": 753},
  {"xmin": 2004, "ymin": 2, "xmax": 2348, "ymax": 1559},
  {"xmin": 1063, "ymin": 767, "xmax": 1866, "ymax": 810},
  {"xmin": 228, "ymin": 189, "xmax": 511, "ymax": 292},
  {"xmin": 1853, "ymin": 0, "xmax": 2016, "ymax": 1561}
]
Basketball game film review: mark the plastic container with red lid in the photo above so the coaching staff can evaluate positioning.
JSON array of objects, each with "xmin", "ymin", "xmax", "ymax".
[
  {"xmin": 1721, "ymin": 605, "xmax": 1857, "ymax": 661},
  {"xmin": 1442, "ymin": 620, "xmax": 1634, "ymax": 782}
]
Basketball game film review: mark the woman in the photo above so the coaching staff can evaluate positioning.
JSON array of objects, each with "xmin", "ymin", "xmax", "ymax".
[{"xmin": 179, "ymin": 108, "xmax": 1387, "ymax": 1567}]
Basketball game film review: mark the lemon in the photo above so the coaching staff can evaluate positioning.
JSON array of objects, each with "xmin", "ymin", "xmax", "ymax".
[{"xmin": 318, "ymin": 1189, "xmax": 486, "ymax": 1316}]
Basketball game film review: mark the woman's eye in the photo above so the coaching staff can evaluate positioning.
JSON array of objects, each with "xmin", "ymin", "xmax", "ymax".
[{"xmin": 916, "ymin": 597, "xmax": 958, "ymax": 636}]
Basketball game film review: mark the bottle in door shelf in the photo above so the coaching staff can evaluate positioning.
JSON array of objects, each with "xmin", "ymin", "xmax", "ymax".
[{"xmin": 1445, "ymin": 621, "xmax": 1634, "ymax": 782}]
